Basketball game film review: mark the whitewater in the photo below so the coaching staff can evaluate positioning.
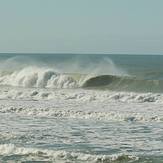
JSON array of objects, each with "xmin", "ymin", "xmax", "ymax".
[{"xmin": 0, "ymin": 53, "xmax": 163, "ymax": 162}]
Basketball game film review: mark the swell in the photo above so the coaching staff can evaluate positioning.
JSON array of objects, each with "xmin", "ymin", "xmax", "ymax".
[
  {"xmin": 82, "ymin": 75, "xmax": 163, "ymax": 93},
  {"xmin": 0, "ymin": 66, "xmax": 163, "ymax": 93}
]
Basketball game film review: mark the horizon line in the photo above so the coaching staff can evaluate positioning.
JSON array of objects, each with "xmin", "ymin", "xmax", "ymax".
[{"xmin": 0, "ymin": 52, "xmax": 162, "ymax": 55}]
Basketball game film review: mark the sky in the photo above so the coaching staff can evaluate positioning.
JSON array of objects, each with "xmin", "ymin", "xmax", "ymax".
[{"xmin": 0, "ymin": 0, "xmax": 163, "ymax": 54}]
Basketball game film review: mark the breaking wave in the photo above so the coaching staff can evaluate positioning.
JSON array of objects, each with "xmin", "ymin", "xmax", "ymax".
[
  {"xmin": 0, "ymin": 67, "xmax": 79, "ymax": 88},
  {"xmin": 0, "ymin": 144, "xmax": 138, "ymax": 162},
  {"xmin": 82, "ymin": 75, "xmax": 163, "ymax": 92},
  {"xmin": 0, "ymin": 66, "xmax": 163, "ymax": 93}
]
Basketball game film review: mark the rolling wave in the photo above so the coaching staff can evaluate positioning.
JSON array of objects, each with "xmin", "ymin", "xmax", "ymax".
[
  {"xmin": 0, "ymin": 67, "xmax": 79, "ymax": 88},
  {"xmin": 0, "ymin": 144, "xmax": 138, "ymax": 163},
  {"xmin": 82, "ymin": 75, "xmax": 163, "ymax": 92},
  {"xmin": 0, "ymin": 66, "xmax": 163, "ymax": 92}
]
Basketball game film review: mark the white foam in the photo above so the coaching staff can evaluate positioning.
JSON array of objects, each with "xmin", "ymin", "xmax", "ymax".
[
  {"xmin": 0, "ymin": 106, "xmax": 161, "ymax": 122},
  {"xmin": 0, "ymin": 58, "xmax": 128, "ymax": 89},
  {"xmin": 0, "ymin": 144, "xmax": 138, "ymax": 162},
  {"xmin": 0, "ymin": 87, "xmax": 163, "ymax": 122},
  {"xmin": 0, "ymin": 87, "xmax": 162, "ymax": 103},
  {"xmin": 0, "ymin": 67, "xmax": 78, "ymax": 88},
  {"xmin": 0, "ymin": 90, "xmax": 163, "ymax": 122}
]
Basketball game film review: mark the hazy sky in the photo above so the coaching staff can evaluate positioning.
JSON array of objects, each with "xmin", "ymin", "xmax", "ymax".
[{"xmin": 0, "ymin": 0, "xmax": 163, "ymax": 54}]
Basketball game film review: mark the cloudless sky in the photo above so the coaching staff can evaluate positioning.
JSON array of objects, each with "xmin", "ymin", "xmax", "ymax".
[{"xmin": 0, "ymin": 0, "xmax": 163, "ymax": 54}]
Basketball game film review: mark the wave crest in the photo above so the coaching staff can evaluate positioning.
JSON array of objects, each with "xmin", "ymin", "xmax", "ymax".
[
  {"xmin": 0, "ymin": 67, "xmax": 78, "ymax": 88},
  {"xmin": 0, "ymin": 144, "xmax": 139, "ymax": 162},
  {"xmin": 0, "ymin": 66, "xmax": 163, "ymax": 93}
]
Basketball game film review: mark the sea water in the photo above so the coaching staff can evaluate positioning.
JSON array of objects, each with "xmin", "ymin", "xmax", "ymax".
[{"xmin": 0, "ymin": 53, "xmax": 163, "ymax": 162}]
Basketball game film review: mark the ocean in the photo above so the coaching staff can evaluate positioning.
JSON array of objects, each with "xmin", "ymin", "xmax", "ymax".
[{"xmin": 0, "ymin": 53, "xmax": 163, "ymax": 162}]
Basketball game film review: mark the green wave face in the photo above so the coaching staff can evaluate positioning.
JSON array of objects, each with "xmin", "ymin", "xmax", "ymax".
[{"xmin": 82, "ymin": 75, "xmax": 163, "ymax": 93}]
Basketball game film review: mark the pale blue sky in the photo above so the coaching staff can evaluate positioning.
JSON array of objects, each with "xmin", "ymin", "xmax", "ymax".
[{"xmin": 0, "ymin": 0, "xmax": 163, "ymax": 54}]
